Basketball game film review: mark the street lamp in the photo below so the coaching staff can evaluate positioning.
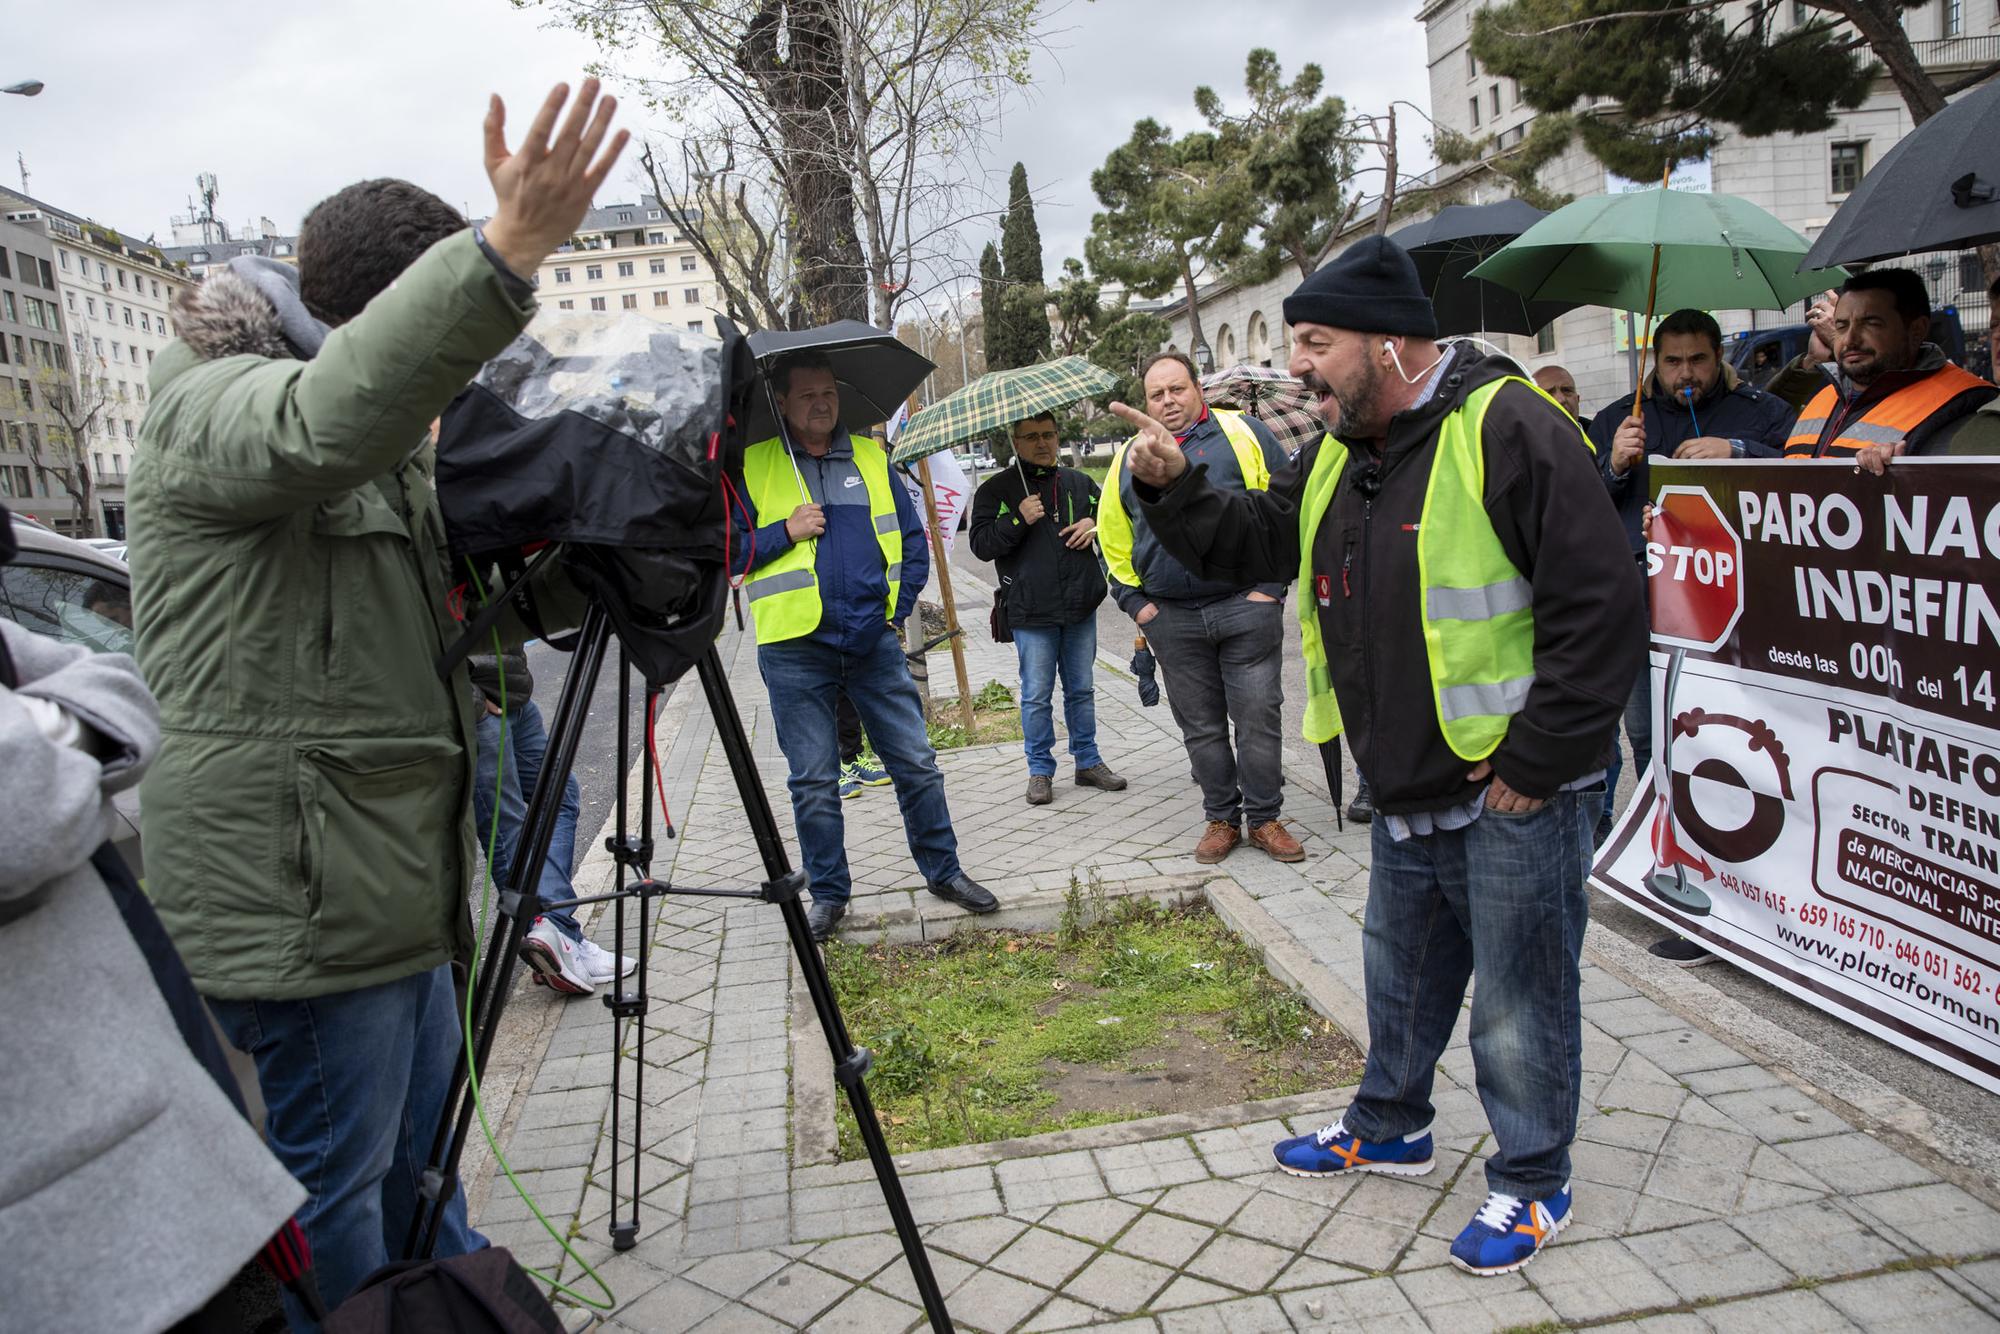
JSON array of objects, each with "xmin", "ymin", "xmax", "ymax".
[
  {"xmin": 1193, "ymin": 340, "xmax": 1215, "ymax": 374},
  {"xmin": 3, "ymin": 81, "xmax": 45, "ymax": 97}
]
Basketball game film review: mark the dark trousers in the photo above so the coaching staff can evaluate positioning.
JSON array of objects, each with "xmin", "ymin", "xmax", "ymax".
[
  {"xmin": 837, "ymin": 691, "xmax": 864, "ymax": 767},
  {"xmin": 1145, "ymin": 595, "xmax": 1286, "ymax": 826}
]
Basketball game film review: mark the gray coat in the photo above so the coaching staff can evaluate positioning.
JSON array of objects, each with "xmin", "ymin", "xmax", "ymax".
[{"xmin": 0, "ymin": 622, "xmax": 305, "ymax": 1333}]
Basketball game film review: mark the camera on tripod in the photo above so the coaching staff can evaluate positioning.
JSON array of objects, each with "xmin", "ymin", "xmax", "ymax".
[{"xmin": 414, "ymin": 312, "xmax": 959, "ymax": 1330}]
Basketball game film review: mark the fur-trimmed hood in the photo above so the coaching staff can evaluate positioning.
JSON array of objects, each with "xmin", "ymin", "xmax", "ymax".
[{"xmin": 171, "ymin": 257, "xmax": 328, "ymax": 364}]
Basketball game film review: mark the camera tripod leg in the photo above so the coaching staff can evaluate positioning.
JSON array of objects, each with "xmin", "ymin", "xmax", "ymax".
[
  {"xmin": 694, "ymin": 648, "xmax": 956, "ymax": 1334},
  {"xmin": 408, "ymin": 604, "xmax": 614, "ymax": 1263}
]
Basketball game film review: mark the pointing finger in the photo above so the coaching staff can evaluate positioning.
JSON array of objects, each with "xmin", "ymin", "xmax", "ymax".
[{"xmin": 1107, "ymin": 401, "xmax": 1166, "ymax": 435}]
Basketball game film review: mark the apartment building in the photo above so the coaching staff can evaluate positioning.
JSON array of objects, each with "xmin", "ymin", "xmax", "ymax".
[
  {"xmin": 1420, "ymin": 0, "xmax": 2000, "ymax": 416},
  {"xmin": 529, "ymin": 195, "xmax": 727, "ymax": 333},
  {"xmin": 1162, "ymin": 3, "xmax": 1998, "ymax": 424},
  {"xmin": 0, "ymin": 214, "xmax": 74, "ymax": 530},
  {"xmin": 0, "ymin": 187, "xmax": 189, "ymax": 538}
]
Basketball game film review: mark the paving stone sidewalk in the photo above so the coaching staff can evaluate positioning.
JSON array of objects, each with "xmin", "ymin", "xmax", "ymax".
[{"xmin": 479, "ymin": 575, "xmax": 2000, "ymax": 1333}]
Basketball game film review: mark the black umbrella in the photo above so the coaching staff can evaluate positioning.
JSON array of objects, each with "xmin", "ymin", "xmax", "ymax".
[
  {"xmin": 742, "ymin": 320, "xmax": 936, "ymax": 441},
  {"xmin": 1130, "ymin": 637, "xmax": 1160, "ymax": 707},
  {"xmin": 1388, "ymin": 200, "xmax": 1579, "ymax": 336},
  {"xmin": 1801, "ymin": 79, "xmax": 2000, "ymax": 270}
]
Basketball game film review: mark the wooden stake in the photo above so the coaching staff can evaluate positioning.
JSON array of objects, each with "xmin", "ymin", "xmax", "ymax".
[{"xmin": 916, "ymin": 453, "xmax": 977, "ymax": 736}]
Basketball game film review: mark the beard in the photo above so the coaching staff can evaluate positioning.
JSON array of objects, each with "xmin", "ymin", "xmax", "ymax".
[{"xmin": 1302, "ymin": 360, "xmax": 1387, "ymax": 439}]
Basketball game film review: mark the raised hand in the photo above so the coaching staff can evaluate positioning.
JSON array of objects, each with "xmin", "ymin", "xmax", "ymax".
[
  {"xmin": 1611, "ymin": 415, "xmax": 1646, "ymax": 476},
  {"xmin": 482, "ymin": 78, "xmax": 631, "ymax": 279},
  {"xmin": 1109, "ymin": 401, "xmax": 1187, "ymax": 488},
  {"xmin": 1019, "ymin": 493, "xmax": 1046, "ymax": 525}
]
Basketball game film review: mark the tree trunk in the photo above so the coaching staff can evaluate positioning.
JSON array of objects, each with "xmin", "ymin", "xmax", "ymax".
[
  {"xmin": 1178, "ymin": 251, "xmax": 1210, "ymax": 369},
  {"xmin": 1373, "ymin": 104, "xmax": 1400, "ymax": 236},
  {"xmin": 1832, "ymin": 1, "xmax": 1948, "ymax": 124},
  {"xmin": 737, "ymin": 0, "xmax": 868, "ymax": 327}
]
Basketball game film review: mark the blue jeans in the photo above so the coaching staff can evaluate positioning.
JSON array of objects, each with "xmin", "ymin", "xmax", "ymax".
[
  {"xmin": 211, "ymin": 964, "xmax": 485, "ymax": 1328},
  {"xmin": 758, "ymin": 625, "xmax": 961, "ymax": 906},
  {"xmin": 1012, "ymin": 619, "xmax": 1103, "ymax": 777},
  {"xmin": 473, "ymin": 700, "xmax": 582, "ymax": 942},
  {"xmin": 1341, "ymin": 787, "xmax": 1603, "ymax": 1198}
]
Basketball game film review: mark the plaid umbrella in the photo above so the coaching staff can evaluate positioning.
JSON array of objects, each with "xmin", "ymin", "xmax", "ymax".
[
  {"xmin": 1200, "ymin": 366, "xmax": 1326, "ymax": 456},
  {"xmin": 890, "ymin": 356, "xmax": 1117, "ymax": 466}
]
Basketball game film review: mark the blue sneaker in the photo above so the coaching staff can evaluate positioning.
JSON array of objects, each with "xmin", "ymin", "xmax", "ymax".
[
  {"xmin": 1449, "ymin": 1182, "xmax": 1572, "ymax": 1275},
  {"xmin": 1272, "ymin": 1119, "xmax": 1435, "ymax": 1178},
  {"xmin": 850, "ymin": 760, "xmax": 892, "ymax": 787},
  {"xmin": 839, "ymin": 766, "xmax": 863, "ymax": 800}
]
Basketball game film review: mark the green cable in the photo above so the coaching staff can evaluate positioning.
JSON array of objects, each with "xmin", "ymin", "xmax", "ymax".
[{"xmin": 461, "ymin": 558, "xmax": 616, "ymax": 1312}]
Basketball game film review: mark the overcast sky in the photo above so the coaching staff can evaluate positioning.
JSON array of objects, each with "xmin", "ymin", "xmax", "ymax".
[{"xmin": 3, "ymin": 0, "xmax": 1431, "ymax": 293}]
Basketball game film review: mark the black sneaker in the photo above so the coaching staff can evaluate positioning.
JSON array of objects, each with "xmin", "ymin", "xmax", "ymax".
[
  {"xmin": 1648, "ymin": 936, "xmax": 1717, "ymax": 967},
  {"xmin": 807, "ymin": 901, "xmax": 846, "ymax": 942},
  {"xmin": 1346, "ymin": 786, "xmax": 1374, "ymax": 825},
  {"xmin": 927, "ymin": 873, "xmax": 999, "ymax": 914}
]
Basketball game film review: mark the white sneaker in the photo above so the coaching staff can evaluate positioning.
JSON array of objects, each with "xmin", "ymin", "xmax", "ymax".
[
  {"xmin": 574, "ymin": 936, "xmax": 636, "ymax": 986},
  {"xmin": 519, "ymin": 916, "xmax": 594, "ymax": 996}
]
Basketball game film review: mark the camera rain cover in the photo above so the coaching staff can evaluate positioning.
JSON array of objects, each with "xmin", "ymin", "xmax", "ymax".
[
  {"xmin": 435, "ymin": 311, "xmax": 753, "ymax": 686},
  {"xmin": 435, "ymin": 311, "xmax": 740, "ymax": 563}
]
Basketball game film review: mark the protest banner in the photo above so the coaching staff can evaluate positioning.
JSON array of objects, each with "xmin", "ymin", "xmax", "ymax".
[
  {"xmin": 1595, "ymin": 458, "xmax": 2000, "ymax": 1094},
  {"xmin": 896, "ymin": 447, "xmax": 970, "ymax": 556}
]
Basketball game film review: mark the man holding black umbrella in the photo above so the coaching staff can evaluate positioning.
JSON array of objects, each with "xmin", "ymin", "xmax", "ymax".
[{"xmin": 729, "ymin": 352, "xmax": 997, "ymax": 941}]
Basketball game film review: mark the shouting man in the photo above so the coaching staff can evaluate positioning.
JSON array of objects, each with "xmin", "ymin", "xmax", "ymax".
[{"xmin": 1117, "ymin": 235, "xmax": 1642, "ymax": 1276}]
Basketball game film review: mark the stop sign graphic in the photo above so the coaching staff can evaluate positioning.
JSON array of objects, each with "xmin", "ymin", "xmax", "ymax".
[{"xmin": 1649, "ymin": 484, "xmax": 1744, "ymax": 652}]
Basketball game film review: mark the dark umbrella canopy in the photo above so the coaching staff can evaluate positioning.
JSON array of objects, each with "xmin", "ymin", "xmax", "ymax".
[
  {"xmin": 1389, "ymin": 200, "xmax": 1579, "ymax": 336},
  {"xmin": 743, "ymin": 320, "xmax": 935, "ymax": 442},
  {"xmin": 1801, "ymin": 78, "xmax": 2000, "ymax": 270}
]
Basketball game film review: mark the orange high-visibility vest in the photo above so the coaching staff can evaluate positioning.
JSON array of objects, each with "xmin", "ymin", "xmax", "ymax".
[{"xmin": 1784, "ymin": 363, "xmax": 1994, "ymax": 459}]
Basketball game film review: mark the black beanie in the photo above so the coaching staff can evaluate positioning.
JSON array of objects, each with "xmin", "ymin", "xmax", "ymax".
[{"xmin": 1283, "ymin": 234, "xmax": 1438, "ymax": 339}]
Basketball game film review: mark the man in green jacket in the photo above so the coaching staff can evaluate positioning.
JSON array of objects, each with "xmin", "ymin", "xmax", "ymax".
[{"xmin": 127, "ymin": 81, "xmax": 628, "ymax": 1320}]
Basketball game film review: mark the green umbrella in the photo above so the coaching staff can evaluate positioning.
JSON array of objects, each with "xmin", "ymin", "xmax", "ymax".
[
  {"xmin": 890, "ymin": 356, "xmax": 1117, "ymax": 466},
  {"xmin": 1467, "ymin": 186, "xmax": 1845, "ymax": 314}
]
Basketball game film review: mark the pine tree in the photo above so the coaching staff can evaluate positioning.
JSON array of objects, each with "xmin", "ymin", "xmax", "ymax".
[
  {"xmin": 997, "ymin": 163, "xmax": 1052, "ymax": 365},
  {"xmin": 979, "ymin": 242, "xmax": 1009, "ymax": 367},
  {"xmin": 1001, "ymin": 162, "xmax": 1045, "ymax": 289}
]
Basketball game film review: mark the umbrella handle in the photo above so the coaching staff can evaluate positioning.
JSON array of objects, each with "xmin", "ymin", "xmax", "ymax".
[{"xmin": 1629, "ymin": 165, "xmax": 1673, "ymax": 422}]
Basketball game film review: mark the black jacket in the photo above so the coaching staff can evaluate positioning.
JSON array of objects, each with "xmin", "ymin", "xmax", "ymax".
[
  {"xmin": 469, "ymin": 650, "xmax": 533, "ymax": 711},
  {"xmin": 1139, "ymin": 347, "xmax": 1645, "ymax": 813},
  {"xmin": 1591, "ymin": 367, "xmax": 1794, "ymax": 553},
  {"xmin": 969, "ymin": 462, "xmax": 1106, "ymax": 628}
]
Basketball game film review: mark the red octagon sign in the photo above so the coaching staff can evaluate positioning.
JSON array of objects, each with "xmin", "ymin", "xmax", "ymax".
[{"xmin": 1648, "ymin": 484, "xmax": 1744, "ymax": 652}]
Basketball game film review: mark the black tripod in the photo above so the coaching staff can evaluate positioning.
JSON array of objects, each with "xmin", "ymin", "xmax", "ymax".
[{"xmin": 406, "ymin": 599, "xmax": 955, "ymax": 1331}]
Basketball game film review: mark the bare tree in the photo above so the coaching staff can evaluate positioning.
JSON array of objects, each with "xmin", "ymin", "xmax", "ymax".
[
  {"xmin": 531, "ymin": 0, "xmax": 1049, "ymax": 331},
  {"xmin": 2, "ymin": 360, "xmax": 111, "ymax": 538}
]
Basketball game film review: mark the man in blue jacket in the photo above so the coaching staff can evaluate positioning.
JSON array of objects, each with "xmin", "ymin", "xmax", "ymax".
[
  {"xmin": 729, "ymin": 352, "xmax": 996, "ymax": 940},
  {"xmin": 1588, "ymin": 307, "xmax": 1794, "ymax": 875}
]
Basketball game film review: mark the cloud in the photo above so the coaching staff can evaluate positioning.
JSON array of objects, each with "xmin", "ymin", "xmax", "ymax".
[{"xmin": 4, "ymin": 0, "xmax": 1427, "ymax": 293}]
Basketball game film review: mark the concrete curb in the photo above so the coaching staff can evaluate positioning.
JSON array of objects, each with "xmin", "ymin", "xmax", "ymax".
[{"xmin": 785, "ymin": 872, "xmax": 1374, "ymax": 1176}]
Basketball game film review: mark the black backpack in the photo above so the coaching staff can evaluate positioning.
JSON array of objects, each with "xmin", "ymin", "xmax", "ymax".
[{"xmin": 322, "ymin": 1249, "xmax": 566, "ymax": 1334}]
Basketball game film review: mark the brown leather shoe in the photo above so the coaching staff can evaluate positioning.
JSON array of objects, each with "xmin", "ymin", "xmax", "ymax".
[
  {"xmin": 1194, "ymin": 820, "xmax": 1241, "ymax": 864},
  {"xmin": 1249, "ymin": 819, "xmax": 1306, "ymax": 863},
  {"xmin": 1026, "ymin": 774, "xmax": 1053, "ymax": 805}
]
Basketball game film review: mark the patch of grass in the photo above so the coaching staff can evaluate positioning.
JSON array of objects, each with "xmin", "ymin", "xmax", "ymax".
[
  {"xmin": 825, "ymin": 893, "xmax": 1361, "ymax": 1157},
  {"xmin": 926, "ymin": 678, "xmax": 1024, "ymax": 750}
]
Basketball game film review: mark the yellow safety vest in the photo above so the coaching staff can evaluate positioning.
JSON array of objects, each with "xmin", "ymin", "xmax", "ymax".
[
  {"xmin": 1298, "ymin": 378, "xmax": 1580, "ymax": 760},
  {"xmin": 740, "ymin": 434, "xmax": 902, "ymax": 645},
  {"xmin": 1099, "ymin": 409, "xmax": 1272, "ymax": 595}
]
